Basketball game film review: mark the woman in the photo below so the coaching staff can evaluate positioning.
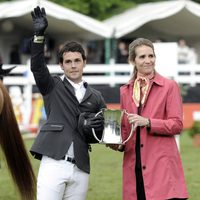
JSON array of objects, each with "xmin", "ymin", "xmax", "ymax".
[
  {"xmin": 0, "ymin": 81, "xmax": 36, "ymax": 200},
  {"xmin": 109, "ymin": 38, "xmax": 188, "ymax": 200}
]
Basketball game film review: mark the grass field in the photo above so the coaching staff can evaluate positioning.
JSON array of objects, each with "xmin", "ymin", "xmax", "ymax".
[{"xmin": 0, "ymin": 132, "xmax": 199, "ymax": 200}]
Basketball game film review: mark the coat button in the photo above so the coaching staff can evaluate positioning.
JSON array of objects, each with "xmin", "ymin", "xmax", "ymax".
[
  {"xmin": 142, "ymin": 166, "xmax": 146, "ymax": 170},
  {"xmin": 140, "ymin": 144, "xmax": 144, "ymax": 147}
]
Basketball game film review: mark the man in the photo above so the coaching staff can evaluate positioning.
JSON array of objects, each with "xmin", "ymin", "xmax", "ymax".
[{"xmin": 30, "ymin": 6, "xmax": 106, "ymax": 200}]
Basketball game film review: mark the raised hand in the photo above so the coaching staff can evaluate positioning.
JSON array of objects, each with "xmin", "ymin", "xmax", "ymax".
[{"xmin": 31, "ymin": 6, "xmax": 48, "ymax": 36}]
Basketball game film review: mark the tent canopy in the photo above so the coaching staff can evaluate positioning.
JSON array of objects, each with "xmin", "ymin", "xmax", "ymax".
[
  {"xmin": 104, "ymin": 0, "xmax": 200, "ymax": 40},
  {"xmin": 0, "ymin": 0, "xmax": 112, "ymax": 40}
]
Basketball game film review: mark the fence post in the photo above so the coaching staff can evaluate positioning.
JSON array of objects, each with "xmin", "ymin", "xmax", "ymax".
[{"xmin": 22, "ymin": 59, "xmax": 33, "ymax": 129}]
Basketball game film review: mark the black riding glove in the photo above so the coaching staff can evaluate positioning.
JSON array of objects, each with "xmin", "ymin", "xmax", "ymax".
[
  {"xmin": 78, "ymin": 112, "xmax": 104, "ymax": 132},
  {"xmin": 31, "ymin": 6, "xmax": 48, "ymax": 36}
]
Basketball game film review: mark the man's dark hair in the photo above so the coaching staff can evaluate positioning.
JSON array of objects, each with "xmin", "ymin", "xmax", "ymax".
[{"xmin": 58, "ymin": 41, "xmax": 86, "ymax": 63}]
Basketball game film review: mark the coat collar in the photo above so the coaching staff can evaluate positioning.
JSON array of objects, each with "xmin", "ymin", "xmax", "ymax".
[
  {"xmin": 63, "ymin": 76, "xmax": 92, "ymax": 103},
  {"xmin": 82, "ymin": 83, "xmax": 92, "ymax": 102},
  {"xmin": 125, "ymin": 71, "xmax": 164, "ymax": 88},
  {"xmin": 63, "ymin": 77, "xmax": 76, "ymax": 96}
]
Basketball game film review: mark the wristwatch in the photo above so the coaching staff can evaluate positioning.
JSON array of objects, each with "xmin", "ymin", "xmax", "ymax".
[{"xmin": 146, "ymin": 118, "xmax": 150, "ymax": 127}]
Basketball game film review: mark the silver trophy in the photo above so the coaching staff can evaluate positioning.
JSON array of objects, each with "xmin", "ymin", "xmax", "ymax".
[{"xmin": 92, "ymin": 108, "xmax": 134, "ymax": 144}]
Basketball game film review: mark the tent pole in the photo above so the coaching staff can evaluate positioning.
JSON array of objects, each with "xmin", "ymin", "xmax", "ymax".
[
  {"xmin": 104, "ymin": 38, "xmax": 111, "ymax": 64},
  {"xmin": 111, "ymin": 38, "xmax": 117, "ymax": 63}
]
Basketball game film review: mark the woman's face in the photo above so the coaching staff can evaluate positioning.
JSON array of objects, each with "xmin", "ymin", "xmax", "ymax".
[{"xmin": 133, "ymin": 45, "xmax": 155, "ymax": 76}]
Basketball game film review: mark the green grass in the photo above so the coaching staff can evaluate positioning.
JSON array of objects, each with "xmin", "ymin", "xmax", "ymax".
[
  {"xmin": 0, "ymin": 132, "xmax": 199, "ymax": 199},
  {"xmin": 180, "ymin": 133, "xmax": 200, "ymax": 199}
]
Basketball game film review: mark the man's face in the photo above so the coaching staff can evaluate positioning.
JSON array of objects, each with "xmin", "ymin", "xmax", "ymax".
[{"xmin": 60, "ymin": 51, "xmax": 86, "ymax": 83}]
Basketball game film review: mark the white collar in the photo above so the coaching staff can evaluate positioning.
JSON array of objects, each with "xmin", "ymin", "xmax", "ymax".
[{"xmin": 65, "ymin": 76, "xmax": 84, "ymax": 89}]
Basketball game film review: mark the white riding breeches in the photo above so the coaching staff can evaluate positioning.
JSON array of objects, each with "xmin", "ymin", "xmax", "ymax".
[{"xmin": 37, "ymin": 156, "xmax": 89, "ymax": 200}]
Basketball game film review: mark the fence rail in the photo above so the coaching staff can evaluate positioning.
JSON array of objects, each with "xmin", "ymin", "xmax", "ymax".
[
  {"xmin": 2, "ymin": 62, "xmax": 200, "ymax": 134},
  {"xmin": 3, "ymin": 63, "xmax": 200, "ymax": 86}
]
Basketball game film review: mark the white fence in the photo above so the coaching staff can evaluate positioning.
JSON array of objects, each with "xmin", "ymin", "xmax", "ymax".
[
  {"xmin": 174, "ymin": 64, "xmax": 200, "ymax": 86},
  {"xmin": 3, "ymin": 62, "xmax": 200, "ymax": 86},
  {"xmin": 3, "ymin": 62, "xmax": 199, "ymax": 150},
  {"xmin": 2, "ymin": 62, "xmax": 200, "ymax": 136}
]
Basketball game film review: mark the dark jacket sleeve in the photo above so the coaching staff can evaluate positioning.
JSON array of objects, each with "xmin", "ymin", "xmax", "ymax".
[{"xmin": 31, "ymin": 41, "xmax": 54, "ymax": 95}]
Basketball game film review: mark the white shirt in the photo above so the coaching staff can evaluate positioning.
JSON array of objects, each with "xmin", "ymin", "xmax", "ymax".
[
  {"xmin": 67, "ymin": 78, "xmax": 86, "ymax": 103},
  {"xmin": 61, "ymin": 75, "xmax": 86, "ymax": 158}
]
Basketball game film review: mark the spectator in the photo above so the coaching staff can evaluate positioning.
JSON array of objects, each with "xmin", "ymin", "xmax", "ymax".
[
  {"xmin": 188, "ymin": 46, "xmax": 198, "ymax": 64},
  {"xmin": 177, "ymin": 38, "xmax": 198, "ymax": 64},
  {"xmin": 0, "ymin": 52, "xmax": 2, "ymax": 65},
  {"xmin": 177, "ymin": 38, "xmax": 190, "ymax": 64},
  {"xmin": 9, "ymin": 44, "xmax": 21, "ymax": 64},
  {"xmin": 116, "ymin": 41, "xmax": 128, "ymax": 63}
]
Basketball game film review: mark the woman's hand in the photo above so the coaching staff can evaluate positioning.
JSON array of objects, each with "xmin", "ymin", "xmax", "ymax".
[{"xmin": 127, "ymin": 114, "xmax": 149, "ymax": 129}]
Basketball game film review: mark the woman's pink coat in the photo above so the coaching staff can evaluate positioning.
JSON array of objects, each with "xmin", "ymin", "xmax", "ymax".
[{"xmin": 120, "ymin": 72, "xmax": 189, "ymax": 200}]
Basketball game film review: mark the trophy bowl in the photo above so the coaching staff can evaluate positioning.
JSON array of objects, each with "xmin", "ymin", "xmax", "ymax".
[{"xmin": 92, "ymin": 108, "xmax": 134, "ymax": 144}]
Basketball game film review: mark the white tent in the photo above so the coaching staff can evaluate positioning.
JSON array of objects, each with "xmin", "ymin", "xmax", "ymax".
[
  {"xmin": 0, "ymin": 0, "xmax": 112, "ymax": 40},
  {"xmin": 0, "ymin": 0, "xmax": 113, "ymax": 63},
  {"xmin": 104, "ymin": 0, "xmax": 200, "ymax": 40},
  {"xmin": 0, "ymin": 0, "xmax": 111, "ymax": 39}
]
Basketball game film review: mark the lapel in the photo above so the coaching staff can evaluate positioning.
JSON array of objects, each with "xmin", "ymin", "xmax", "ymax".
[
  {"xmin": 63, "ymin": 78, "xmax": 75, "ymax": 95},
  {"xmin": 63, "ymin": 78, "xmax": 92, "ymax": 104},
  {"xmin": 63, "ymin": 77, "xmax": 79, "ymax": 104},
  {"xmin": 82, "ymin": 82, "xmax": 92, "ymax": 103}
]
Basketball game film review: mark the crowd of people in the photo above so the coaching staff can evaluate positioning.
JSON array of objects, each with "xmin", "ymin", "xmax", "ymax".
[{"xmin": 1, "ymin": 37, "xmax": 198, "ymax": 66}]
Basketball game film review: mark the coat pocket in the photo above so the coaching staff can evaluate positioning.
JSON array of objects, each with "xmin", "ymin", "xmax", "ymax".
[{"xmin": 40, "ymin": 123, "xmax": 64, "ymax": 132}]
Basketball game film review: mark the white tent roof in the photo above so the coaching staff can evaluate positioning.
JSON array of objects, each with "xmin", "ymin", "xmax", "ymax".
[
  {"xmin": 0, "ymin": 0, "xmax": 112, "ymax": 40},
  {"xmin": 104, "ymin": 0, "xmax": 200, "ymax": 39}
]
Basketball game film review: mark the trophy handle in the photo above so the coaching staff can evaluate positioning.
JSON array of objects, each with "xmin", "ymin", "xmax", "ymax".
[
  {"xmin": 122, "ymin": 124, "xmax": 135, "ymax": 144},
  {"xmin": 122, "ymin": 110, "xmax": 135, "ymax": 144},
  {"xmin": 92, "ymin": 110, "xmax": 103, "ymax": 143}
]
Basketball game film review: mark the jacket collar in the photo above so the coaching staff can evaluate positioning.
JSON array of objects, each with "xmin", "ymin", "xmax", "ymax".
[
  {"xmin": 63, "ymin": 77, "xmax": 76, "ymax": 96},
  {"xmin": 82, "ymin": 83, "xmax": 92, "ymax": 102},
  {"xmin": 62, "ymin": 76, "xmax": 91, "ymax": 103},
  {"xmin": 125, "ymin": 71, "xmax": 164, "ymax": 88}
]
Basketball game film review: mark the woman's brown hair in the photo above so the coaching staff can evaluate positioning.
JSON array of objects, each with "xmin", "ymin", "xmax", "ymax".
[{"xmin": 0, "ymin": 81, "xmax": 36, "ymax": 200}]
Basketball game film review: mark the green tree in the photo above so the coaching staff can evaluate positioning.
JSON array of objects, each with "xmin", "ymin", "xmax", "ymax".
[
  {"xmin": 49, "ymin": 0, "xmax": 136, "ymax": 20},
  {"xmin": 1, "ymin": 0, "xmax": 200, "ymax": 20},
  {"xmin": 48, "ymin": 0, "xmax": 200, "ymax": 20}
]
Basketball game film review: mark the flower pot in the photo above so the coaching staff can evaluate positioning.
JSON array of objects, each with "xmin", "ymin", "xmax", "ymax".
[{"xmin": 193, "ymin": 134, "xmax": 200, "ymax": 147}]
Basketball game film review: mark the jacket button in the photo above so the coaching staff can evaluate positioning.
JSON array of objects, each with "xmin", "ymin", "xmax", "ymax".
[
  {"xmin": 142, "ymin": 166, "xmax": 146, "ymax": 170},
  {"xmin": 140, "ymin": 144, "xmax": 144, "ymax": 147}
]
